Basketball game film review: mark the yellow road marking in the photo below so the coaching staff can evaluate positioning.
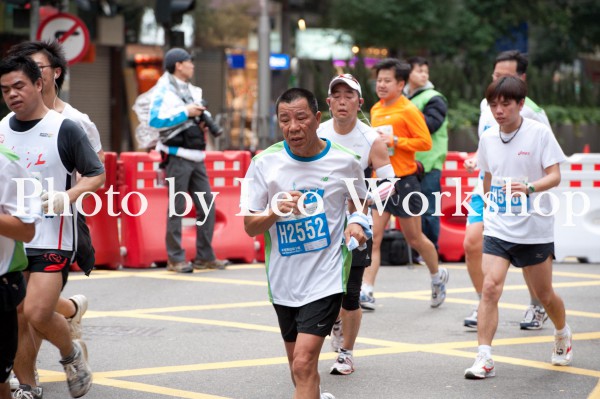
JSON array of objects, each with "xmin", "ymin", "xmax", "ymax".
[
  {"xmin": 137, "ymin": 272, "xmax": 267, "ymax": 286},
  {"xmin": 589, "ymin": 379, "xmax": 600, "ymax": 399},
  {"xmin": 94, "ymin": 378, "xmax": 231, "ymax": 399},
  {"xmin": 39, "ymin": 332, "xmax": 600, "ymax": 383},
  {"xmin": 431, "ymin": 348, "xmax": 600, "ymax": 378},
  {"xmin": 54, "ymin": 264, "xmax": 600, "ymax": 397},
  {"xmin": 109, "ymin": 312, "xmax": 281, "ymax": 333}
]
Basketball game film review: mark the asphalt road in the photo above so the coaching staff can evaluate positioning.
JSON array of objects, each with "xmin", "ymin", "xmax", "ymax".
[{"xmin": 36, "ymin": 261, "xmax": 600, "ymax": 399}]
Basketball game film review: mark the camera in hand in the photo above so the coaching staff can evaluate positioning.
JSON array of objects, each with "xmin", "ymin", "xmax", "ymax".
[{"xmin": 195, "ymin": 99, "xmax": 223, "ymax": 137}]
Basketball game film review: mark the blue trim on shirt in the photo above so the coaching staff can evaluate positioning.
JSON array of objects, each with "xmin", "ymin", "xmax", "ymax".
[{"xmin": 284, "ymin": 138, "xmax": 331, "ymax": 162}]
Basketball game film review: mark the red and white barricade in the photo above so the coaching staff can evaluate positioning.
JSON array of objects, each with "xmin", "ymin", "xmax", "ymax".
[
  {"xmin": 553, "ymin": 153, "xmax": 600, "ymax": 262},
  {"xmin": 438, "ymin": 152, "xmax": 478, "ymax": 262}
]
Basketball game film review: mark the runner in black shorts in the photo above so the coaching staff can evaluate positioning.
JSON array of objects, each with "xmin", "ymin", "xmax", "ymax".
[
  {"xmin": 464, "ymin": 76, "xmax": 571, "ymax": 380},
  {"xmin": 274, "ymin": 293, "xmax": 344, "ymax": 342},
  {"xmin": 483, "ymin": 237, "xmax": 555, "ymax": 268},
  {"xmin": 383, "ymin": 174, "xmax": 424, "ymax": 217},
  {"xmin": 318, "ymin": 74, "xmax": 390, "ymax": 376},
  {"xmin": 26, "ymin": 251, "xmax": 72, "ymax": 289}
]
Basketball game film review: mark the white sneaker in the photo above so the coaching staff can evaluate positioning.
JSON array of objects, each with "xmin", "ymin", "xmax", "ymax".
[
  {"xmin": 464, "ymin": 352, "xmax": 495, "ymax": 379},
  {"xmin": 60, "ymin": 340, "xmax": 92, "ymax": 398},
  {"xmin": 520, "ymin": 305, "xmax": 549, "ymax": 330},
  {"xmin": 551, "ymin": 325, "xmax": 573, "ymax": 366},
  {"xmin": 330, "ymin": 318, "xmax": 343, "ymax": 352},
  {"xmin": 10, "ymin": 370, "xmax": 39, "ymax": 392},
  {"xmin": 464, "ymin": 308, "xmax": 478, "ymax": 328},
  {"xmin": 431, "ymin": 267, "xmax": 449, "ymax": 308},
  {"xmin": 68, "ymin": 295, "xmax": 88, "ymax": 340},
  {"xmin": 359, "ymin": 290, "xmax": 376, "ymax": 311},
  {"xmin": 320, "ymin": 393, "xmax": 336, "ymax": 399},
  {"xmin": 11, "ymin": 384, "xmax": 43, "ymax": 399},
  {"xmin": 330, "ymin": 350, "xmax": 354, "ymax": 375}
]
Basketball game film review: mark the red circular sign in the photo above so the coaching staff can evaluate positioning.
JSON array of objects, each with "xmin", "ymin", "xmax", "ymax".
[{"xmin": 36, "ymin": 13, "xmax": 90, "ymax": 65}]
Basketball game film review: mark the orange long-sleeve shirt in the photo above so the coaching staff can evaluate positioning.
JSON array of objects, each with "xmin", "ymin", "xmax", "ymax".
[{"xmin": 371, "ymin": 95, "xmax": 432, "ymax": 176}]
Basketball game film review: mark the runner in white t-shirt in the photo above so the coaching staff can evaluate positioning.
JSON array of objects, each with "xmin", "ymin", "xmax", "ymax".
[
  {"xmin": 243, "ymin": 88, "xmax": 369, "ymax": 399},
  {"xmin": 0, "ymin": 145, "xmax": 39, "ymax": 399},
  {"xmin": 317, "ymin": 74, "xmax": 392, "ymax": 376},
  {"xmin": 6, "ymin": 41, "xmax": 103, "ymax": 360},
  {"xmin": 463, "ymin": 50, "xmax": 554, "ymax": 331},
  {"xmin": 464, "ymin": 76, "xmax": 571, "ymax": 380}
]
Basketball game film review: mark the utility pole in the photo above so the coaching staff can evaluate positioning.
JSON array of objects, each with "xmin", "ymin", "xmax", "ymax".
[
  {"xmin": 257, "ymin": 0, "xmax": 271, "ymax": 149},
  {"xmin": 29, "ymin": 0, "xmax": 40, "ymax": 41}
]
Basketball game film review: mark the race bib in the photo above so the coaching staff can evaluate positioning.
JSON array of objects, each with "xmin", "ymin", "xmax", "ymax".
[
  {"xmin": 276, "ymin": 213, "xmax": 331, "ymax": 256},
  {"xmin": 275, "ymin": 188, "xmax": 330, "ymax": 256},
  {"xmin": 490, "ymin": 176, "xmax": 528, "ymax": 214}
]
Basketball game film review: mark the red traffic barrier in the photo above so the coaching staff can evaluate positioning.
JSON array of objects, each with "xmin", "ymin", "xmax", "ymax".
[
  {"xmin": 71, "ymin": 151, "xmax": 122, "ymax": 271},
  {"xmin": 204, "ymin": 151, "xmax": 255, "ymax": 263},
  {"xmin": 118, "ymin": 150, "xmax": 255, "ymax": 268},
  {"xmin": 118, "ymin": 151, "xmax": 172, "ymax": 268},
  {"xmin": 438, "ymin": 151, "xmax": 478, "ymax": 262}
]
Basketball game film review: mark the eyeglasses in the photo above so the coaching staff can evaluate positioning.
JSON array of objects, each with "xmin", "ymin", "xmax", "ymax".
[{"xmin": 37, "ymin": 64, "xmax": 53, "ymax": 70}]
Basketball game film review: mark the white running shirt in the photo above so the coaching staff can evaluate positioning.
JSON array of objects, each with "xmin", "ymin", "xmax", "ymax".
[
  {"xmin": 317, "ymin": 119, "xmax": 379, "ymax": 171},
  {"xmin": 0, "ymin": 146, "xmax": 41, "ymax": 275},
  {"xmin": 243, "ymin": 139, "xmax": 367, "ymax": 307},
  {"xmin": 474, "ymin": 97, "xmax": 552, "ymax": 195},
  {"xmin": 62, "ymin": 103, "xmax": 103, "ymax": 153},
  {"xmin": 478, "ymin": 118, "xmax": 566, "ymax": 244}
]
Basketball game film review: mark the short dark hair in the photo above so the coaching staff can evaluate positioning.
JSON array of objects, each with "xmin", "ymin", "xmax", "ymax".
[
  {"xmin": 485, "ymin": 75, "xmax": 527, "ymax": 103},
  {"xmin": 0, "ymin": 55, "xmax": 42, "ymax": 86},
  {"xmin": 494, "ymin": 50, "xmax": 528, "ymax": 76},
  {"xmin": 407, "ymin": 56, "xmax": 428, "ymax": 68},
  {"xmin": 6, "ymin": 40, "xmax": 68, "ymax": 91},
  {"xmin": 275, "ymin": 88, "xmax": 319, "ymax": 116},
  {"xmin": 374, "ymin": 58, "xmax": 411, "ymax": 83}
]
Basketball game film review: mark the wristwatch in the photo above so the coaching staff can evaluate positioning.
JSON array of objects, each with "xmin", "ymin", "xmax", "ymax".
[{"xmin": 526, "ymin": 182, "xmax": 536, "ymax": 195}]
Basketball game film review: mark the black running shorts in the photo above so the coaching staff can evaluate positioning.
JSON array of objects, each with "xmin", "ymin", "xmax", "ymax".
[
  {"xmin": 273, "ymin": 293, "xmax": 344, "ymax": 342},
  {"xmin": 483, "ymin": 236, "xmax": 555, "ymax": 267}
]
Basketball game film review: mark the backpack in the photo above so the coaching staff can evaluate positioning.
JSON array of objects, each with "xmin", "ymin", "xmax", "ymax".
[
  {"xmin": 380, "ymin": 229, "xmax": 410, "ymax": 265},
  {"xmin": 133, "ymin": 89, "xmax": 160, "ymax": 150}
]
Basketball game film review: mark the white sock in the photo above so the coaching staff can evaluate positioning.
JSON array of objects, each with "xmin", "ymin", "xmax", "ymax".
[
  {"xmin": 478, "ymin": 345, "xmax": 492, "ymax": 358},
  {"xmin": 555, "ymin": 324, "xmax": 570, "ymax": 336},
  {"xmin": 361, "ymin": 283, "xmax": 373, "ymax": 294},
  {"xmin": 340, "ymin": 348, "xmax": 353, "ymax": 356},
  {"xmin": 431, "ymin": 272, "xmax": 441, "ymax": 284}
]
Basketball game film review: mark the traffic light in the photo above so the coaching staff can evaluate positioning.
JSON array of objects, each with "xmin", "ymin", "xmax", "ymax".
[
  {"xmin": 155, "ymin": 0, "xmax": 196, "ymax": 26},
  {"xmin": 4, "ymin": 0, "xmax": 31, "ymax": 29}
]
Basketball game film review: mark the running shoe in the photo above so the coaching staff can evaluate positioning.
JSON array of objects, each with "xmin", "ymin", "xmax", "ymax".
[
  {"xmin": 330, "ymin": 318, "xmax": 343, "ymax": 352},
  {"xmin": 67, "ymin": 295, "xmax": 88, "ymax": 340},
  {"xmin": 431, "ymin": 267, "xmax": 449, "ymax": 308},
  {"xmin": 551, "ymin": 325, "xmax": 573, "ymax": 366},
  {"xmin": 520, "ymin": 305, "xmax": 549, "ymax": 330},
  {"xmin": 60, "ymin": 340, "xmax": 92, "ymax": 398},
  {"xmin": 330, "ymin": 350, "xmax": 354, "ymax": 375},
  {"xmin": 12, "ymin": 384, "xmax": 43, "ymax": 399},
  {"xmin": 464, "ymin": 308, "xmax": 478, "ymax": 328},
  {"xmin": 359, "ymin": 290, "xmax": 376, "ymax": 311},
  {"xmin": 320, "ymin": 393, "xmax": 336, "ymax": 399},
  {"xmin": 464, "ymin": 352, "xmax": 495, "ymax": 379},
  {"xmin": 10, "ymin": 370, "xmax": 39, "ymax": 392}
]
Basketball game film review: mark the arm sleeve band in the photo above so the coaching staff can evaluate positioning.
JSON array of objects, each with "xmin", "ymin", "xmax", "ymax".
[{"xmin": 376, "ymin": 164, "xmax": 395, "ymax": 179}]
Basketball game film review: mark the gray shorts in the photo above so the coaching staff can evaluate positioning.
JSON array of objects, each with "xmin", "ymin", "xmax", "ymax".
[{"xmin": 483, "ymin": 236, "xmax": 555, "ymax": 267}]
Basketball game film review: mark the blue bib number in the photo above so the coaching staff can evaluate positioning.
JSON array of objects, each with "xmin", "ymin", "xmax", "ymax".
[
  {"xmin": 490, "ymin": 185, "xmax": 527, "ymax": 214},
  {"xmin": 276, "ymin": 213, "xmax": 330, "ymax": 256}
]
